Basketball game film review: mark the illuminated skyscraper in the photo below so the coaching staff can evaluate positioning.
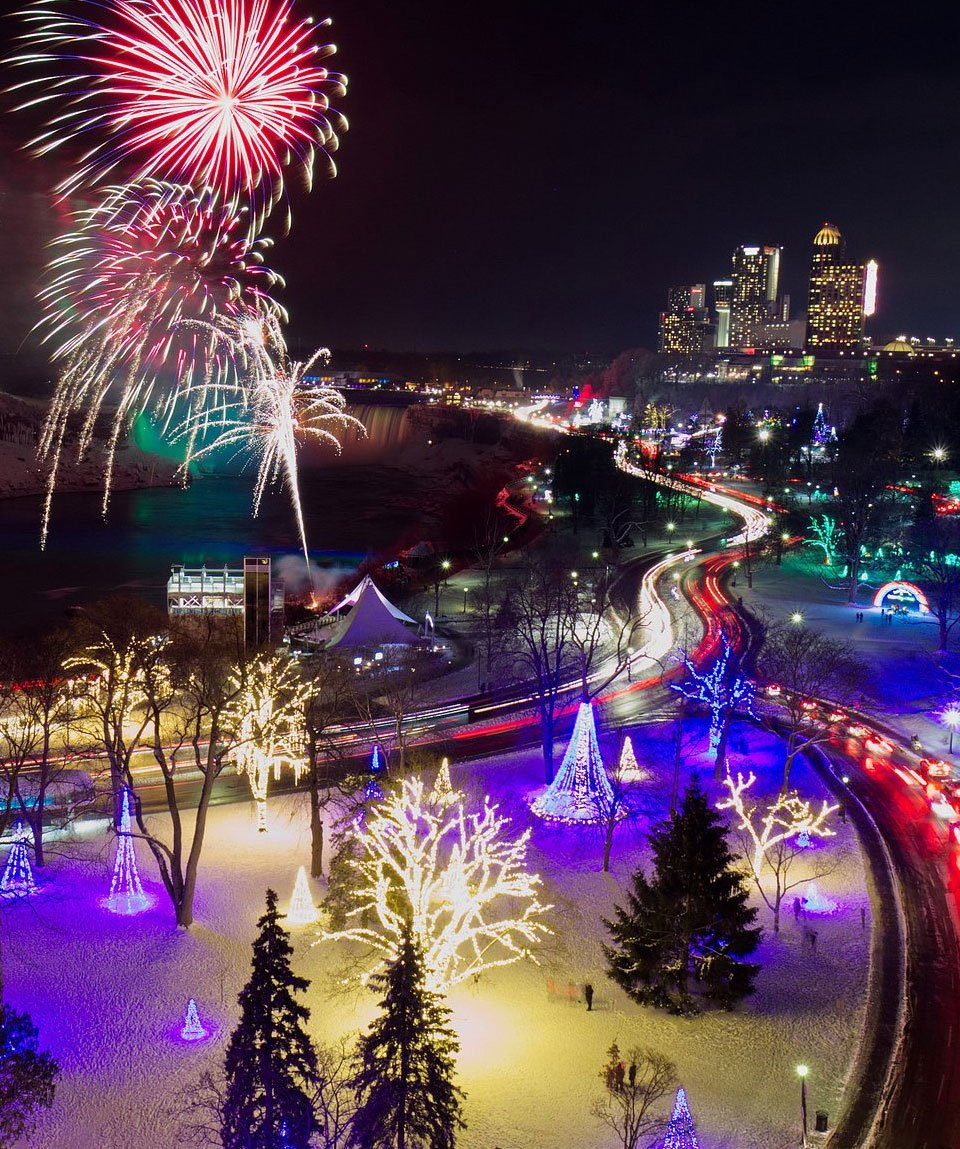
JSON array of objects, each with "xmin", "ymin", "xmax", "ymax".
[
  {"xmin": 730, "ymin": 245, "xmax": 780, "ymax": 347},
  {"xmin": 713, "ymin": 280, "xmax": 733, "ymax": 348},
  {"xmin": 804, "ymin": 222, "xmax": 870, "ymax": 355},
  {"xmin": 658, "ymin": 285, "xmax": 708, "ymax": 355}
]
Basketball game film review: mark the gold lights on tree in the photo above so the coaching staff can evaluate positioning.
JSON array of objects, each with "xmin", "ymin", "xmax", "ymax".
[
  {"xmin": 717, "ymin": 770, "xmax": 838, "ymax": 876},
  {"xmin": 223, "ymin": 652, "xmax": 313, "ymax": 831},
  {"xmin": 320, "ymin": 776, "xmax": 551, "ymax": 992}
]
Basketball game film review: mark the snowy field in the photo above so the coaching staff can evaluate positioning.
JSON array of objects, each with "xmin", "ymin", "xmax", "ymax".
[{"xmin": 2, "ymin": 719, "xmax": 870, "ymax": 1149}]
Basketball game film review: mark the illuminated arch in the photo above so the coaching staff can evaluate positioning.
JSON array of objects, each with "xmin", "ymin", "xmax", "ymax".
[{"xmin": 872, "ymin": 581, "xmax": 930, "ymax": 614}]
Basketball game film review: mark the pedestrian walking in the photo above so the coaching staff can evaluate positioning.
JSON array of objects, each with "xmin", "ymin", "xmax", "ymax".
[
  {"xmin": 793, "ymin": 896, "xmax": 802, "ymax": 920},
  {"xmin": 628, "ymin": 1063, "xmax": 637, "ymax": 1087},
  {"xmin": 810, "ymin": 930, "xmax": 818, "ymax": 952},
  {"xmin": 614, "ymin": 1061, "xmax": 625, "ymax": 1091},
  {"xmin": 585, "ymin": 983, "xmax": 594, "ymax": 1012},
  {"xmin": 861, "ymin": 906, "xmax": 866, "ymax": 930}
]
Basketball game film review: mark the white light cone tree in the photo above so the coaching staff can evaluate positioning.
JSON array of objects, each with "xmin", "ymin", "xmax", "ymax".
[
  {"xmin": 320, "ymin": 776, "xmax": 550, "ymax": 991},
  {"xmin": 531, "ymin": 700, "xmax": 614, "ymax": 824},
  {"xmin": 286, "ymin": 865, "xmax": 319, "ymax": 925}
]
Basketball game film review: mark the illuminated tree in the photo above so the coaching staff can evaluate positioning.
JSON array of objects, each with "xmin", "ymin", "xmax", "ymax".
[
  {"xmin": 350, "ymin": 928, "xmax": 465, "ymax": 1149},
  {"xmin": 531, "ymin": 700, "xmax": 614, "ymax": 825},
  {"xmin": 804, "ymin": 514, "xmax": 839, "ymax": 566},
  {"xmin": 717, "ymin": 771, "xmax": 838, "ymax": 932},
  {"xmin": 591, "ymin": 1042, "xmax": 676, "ymax": 1149},
  {"xmin": 321, "ymin": 777, "xmax": 551, "ymax": 992},
  {"xmin": 223, "ymin": 652, "xmax": 314, "ymax": 831},
  {"xmin": 105, "ymin": 787, "xmax": 150, "ymax": 915},
  {"xmin": 661, "ymin": 1087, "xmax": 702, "ymax": 1149},
  {"xmin": 671, "ymin": 638, "xmax": 754, "ymax": 777},
  {"xmin": 604, "ymin": 777, "xmax": 761, "ymax": 1014},
  {"xmin": 0, "ymin": 822, "xmax": 37, "ymax": 897},
  {"xmin": 0, "ymin": 629, "xmax": 86, "ymax": 862},
  {"xmin": 428, "ymin": 758, "xmax": 460, "ymax": 808}
]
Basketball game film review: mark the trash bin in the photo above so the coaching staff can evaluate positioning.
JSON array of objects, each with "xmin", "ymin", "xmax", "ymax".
[{"xmin": 815, "ymin": 1110, "xmax": 829, "ymax": 1133}]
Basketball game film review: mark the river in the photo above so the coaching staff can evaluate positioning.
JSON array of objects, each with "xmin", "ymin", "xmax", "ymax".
[{"xmin": 0, "ymin": 402, "xmax": 428, "ymax": 636}]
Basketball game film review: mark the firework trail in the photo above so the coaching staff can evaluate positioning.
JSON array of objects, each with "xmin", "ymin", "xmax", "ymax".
[
  {"xmin": 174, "ymin": 312, "xmax": 365, "ymax": 563},
  {"xmin": 36, "ymin": 180, "xmax": 281, "ymax": 546},
  {"xmin": 12, "ymin": 0, "xmax": 346, "ymax": 232}
]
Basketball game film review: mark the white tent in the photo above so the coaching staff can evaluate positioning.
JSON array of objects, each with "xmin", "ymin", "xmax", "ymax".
[
  {"xmin": 325, "ymin": 578, "xmax": 419, "ymax": 649},
  {"xmin": 327, "ymin": 575, "xmax": 416, "ymax": 625}
]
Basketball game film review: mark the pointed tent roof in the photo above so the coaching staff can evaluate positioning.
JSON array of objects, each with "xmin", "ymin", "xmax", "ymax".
[
  {"xmin": 327, "ymin": 575, "xmax": 416, "ymax": 625},
  {"xmin": 325, "ymin": 579, "xmax": 419, "ymax": 649}
]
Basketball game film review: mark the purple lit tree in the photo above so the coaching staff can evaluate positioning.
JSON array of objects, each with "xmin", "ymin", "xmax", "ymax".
[
  {"xmin": 0, "ymin": 822, "xmax": 37, "ymax": 897},
  {"xmin": 105, "ymin": 787, "xmax": 150, "ymax": 915},
  {"xmin": 660, "ymin": 1087, "xmax": 701, "ymax": 1149},
  {"xmin": 531, "ymin": 699, "xmax": 614, "ymax": 824},
  {"xmin": 671, "ymin": 637, "xmax": 754, "ymax": 777}
]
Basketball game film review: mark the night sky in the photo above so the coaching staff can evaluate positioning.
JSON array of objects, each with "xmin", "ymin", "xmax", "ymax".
[{"xmin": 2, "ymin": 0, "xmax": 960, "ymax": 364}]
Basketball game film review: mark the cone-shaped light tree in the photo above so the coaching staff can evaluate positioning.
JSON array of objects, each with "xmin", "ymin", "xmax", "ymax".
[
  {"xmin": 531, "ymin": 700, "xmax": 614, "ymax": 824},
  {"xmin": 105, "ymin": 788, "xmax": 150, "ymax": 915},
  {"xmin": 661, "ymin": 1087, "xmax": 701, "ymax": 1149},
  {"xmin": 0, "ymin": 822, "xmax": 37, "ymax": 897}
]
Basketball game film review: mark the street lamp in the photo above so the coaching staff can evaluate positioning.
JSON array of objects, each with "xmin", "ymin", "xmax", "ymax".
[
  {"xmin": 666, "ymin": 522, "xmax": 676, "ymax": 533},
  {"xmin": 796, "ymin": 1065, "xmax": 809, "ymax": 1148},
  {"xmin": 942, "ymin": 704, "xmax": 960, "ymax": 753},
  {"xmin": 790, "ymin": 611, "xmax": 805, "ymax": 625}
]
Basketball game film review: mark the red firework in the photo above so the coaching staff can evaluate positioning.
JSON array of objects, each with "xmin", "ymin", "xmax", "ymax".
[{"xmin": 14, "ymin": 0, "xmax": 346, "ymax": 216}]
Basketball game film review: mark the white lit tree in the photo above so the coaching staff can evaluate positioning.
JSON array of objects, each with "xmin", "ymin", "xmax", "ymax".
[
  {"xmin": 717, "ymin": 770, "xmax": 838, "ymax": 932},
  {"xmin": 671, "ymin": 638, "xmax": 754, "ymax": 776},
  {"xmin": 320, "ymin": 776, "xmax": 551, "ymax": 992},
  {"xmin": 223, "ymin": 653, "xmax": 314, "ymax": 831}
]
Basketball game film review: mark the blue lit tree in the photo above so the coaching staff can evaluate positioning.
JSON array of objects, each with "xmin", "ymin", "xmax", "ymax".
[
  {"xmin": 531, "ymin": 700, "xmax": 614, "ymax": 825},
  {"xmin": 671, "ymin": 638, "xmax": 754, "ymax": 777},
  {"xmin": 660, "ymin": 1087, "xmax": 701, "ymax": 1149}
]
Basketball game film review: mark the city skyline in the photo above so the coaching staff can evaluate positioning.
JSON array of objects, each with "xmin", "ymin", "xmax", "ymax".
[{"xmin": 1, "ymin": 1, "xmax": 958, "ymax": 363}]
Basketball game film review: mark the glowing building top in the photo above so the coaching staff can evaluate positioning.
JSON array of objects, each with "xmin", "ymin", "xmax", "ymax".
[{"xmin": 805, "ymin": 222, "xmax": 869, "ymax": 356}]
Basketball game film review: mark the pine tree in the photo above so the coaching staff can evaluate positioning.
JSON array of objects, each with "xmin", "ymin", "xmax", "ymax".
[
  {"xmin": 323, "ymin": 826, "xmax": 364, "ymax": 930},
  {"xmin": 604, "ymin": 777, "xmax": 761, "ymax": 1015},
  {"xmin": 0, "ymin": 1004, "xmax": 59, "ymax": 1146},
  {"xmin": 222, "ymin": 889, "xmax": 319, "ymax": 1149},
  {"xmin": 350, "ymin": 928, "xmax": 465, "ymax": 1149}
]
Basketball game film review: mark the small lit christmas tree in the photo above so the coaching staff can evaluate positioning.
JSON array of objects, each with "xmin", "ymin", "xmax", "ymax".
[
  {"xmin": 106, "ymin": 787, "xmax": 150, "ymax": 915},
  {"xmin": 180, "ymin": 998, "xmax": 208, "ymax": 1042},
  {"xmin": 428, "ymin": 758, "xmax": 459, "ymax": 808},
  {"xmin": 286, "ymin": 866, "xmax": 319, "ymax": 926},
  {"xmin": 0, "ymin": 822, "xmax": 37, "ymax": 897},
  {"xmin": 531, "ymin": 700, "xmax": 614, "ymax": 824},
  {"xmin": 370, "ymin": 745, "xmax": 383, "ymax": 775},
  {"xmin": 661, "ymin": 1087, "xmax": 701, "ymax": 1149},
  {"xmin": 617, "ymin": 736, "xmax": 650, "ymax": 783}
]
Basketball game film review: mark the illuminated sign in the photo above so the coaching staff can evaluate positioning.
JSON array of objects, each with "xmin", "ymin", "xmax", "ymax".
[
  {"xmin": 863, "ymin": 259, "xmax": 879, "ymax": 317},
  {"xmin": 872, "ymin": 581, "xmax": 930, "ymax": 613}
]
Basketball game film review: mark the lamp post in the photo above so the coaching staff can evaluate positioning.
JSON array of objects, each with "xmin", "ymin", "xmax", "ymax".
[{"xmin": 797, "ymin": 1065, "xmax": 809, "ymax": 1148}]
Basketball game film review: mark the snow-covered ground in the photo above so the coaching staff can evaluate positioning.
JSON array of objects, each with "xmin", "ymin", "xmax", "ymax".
[{"xmin": 2, "ymin": 719, "xmax": 869, "ymax": 1149}]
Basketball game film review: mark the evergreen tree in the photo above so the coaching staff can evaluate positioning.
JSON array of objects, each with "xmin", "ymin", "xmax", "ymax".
[
  {"xmin": 0, "ymin": 1003, "xmax": 58, "ymax": 1146},
  {"xmin": 350, "ymin": 928, "xmax": 465, "ymax": 1149},
  {"xmin": 323, "ymin": 826, "xmax": 365, "ymax": 930},
  {"xmin": 222, "ymin": 889, "xmax": 319, "ymax": 1149},
  {"xmin": 603, "ymin": 777, "xmax": 761, "ymax": 1015}
]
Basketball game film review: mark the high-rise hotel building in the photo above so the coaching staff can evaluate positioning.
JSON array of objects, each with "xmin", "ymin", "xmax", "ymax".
[
  {"xmin": 804, "ymin": 222, "xmax": 872, "ymax": 355},
  {"xmin": 658, "ymin": 284, "xmax": 709, "ymax": 354},
  {"xmin": 729, "ymin": 245, "xmax": 780, "ymax": 347}
]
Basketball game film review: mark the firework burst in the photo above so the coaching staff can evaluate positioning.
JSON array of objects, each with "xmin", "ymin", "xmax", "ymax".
[
  {"xmin": 175, "ymin": 312, "xmax": 365, "ymax": 562},
  {"xmin": 37, "ymin": 180, "xmax": 281, "ymax": 546},
  {"xmin": 12, "ymin": 0, "xmax": 346, "ymax": 228}
]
